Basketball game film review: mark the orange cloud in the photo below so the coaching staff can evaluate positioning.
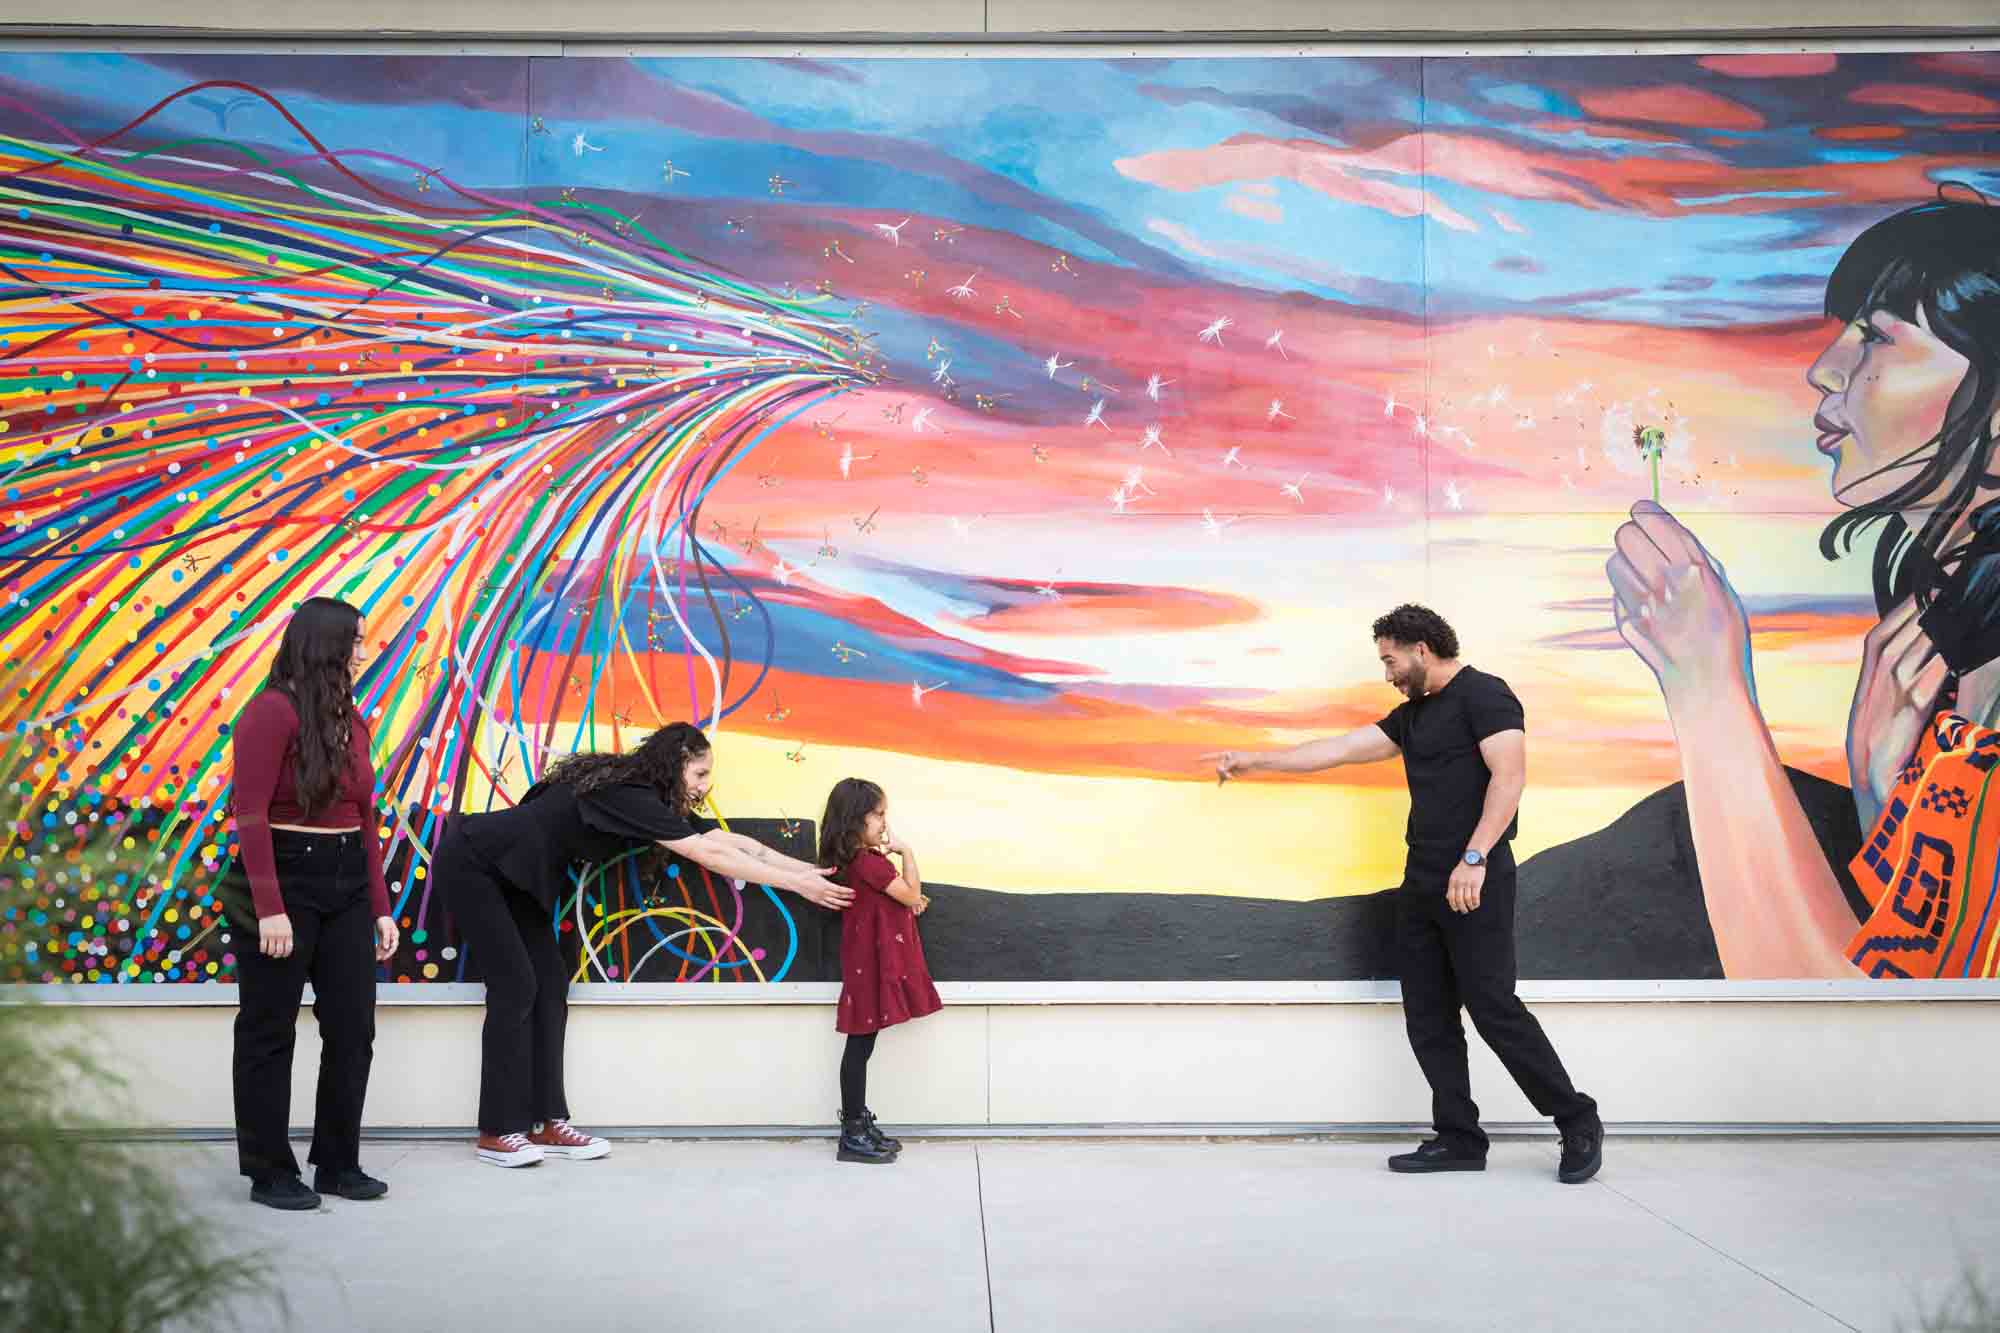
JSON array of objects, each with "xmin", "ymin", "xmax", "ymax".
[
  {"xmin": 1851, "ymin": 83, "xmax": 2000, "ymax": 116},
  {"xmin": 1402, "ymin": 129, "xmax": 1971, "ymax": 219},
  {"xmin": 1116, "ymin": 135, "xmax": 1479, "ymax": 231},
  {"xmin": 1816, "ymin": 125, "xmax": 1907, "ymax": 142},
  {"xmin": 1748, "ymin": 608, "xmax": 1874, "ymax": 652},
  {"xmin": 1525, "ymin": 117, "xmax": 1690, "ymax": 145},
  {"xmin": 1698, "ymin": 53, "xmax": 1839, "ymax": 78},
  {"xmin": 1919, "ymin": 53, "xmax": 2000, "ymax": 77},
  {"xmin": 952, "ymin": 585, "xmax": 1263, "ymax": 636},
  {"xmin": 1576, "ymin": 85, "xmax": 1766, "ymax": 132}
]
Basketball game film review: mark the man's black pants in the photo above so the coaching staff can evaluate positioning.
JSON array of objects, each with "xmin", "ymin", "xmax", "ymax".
[{"xmin": 1395, "ymin": 849, "xmax": 1598, "ymax": 1155}]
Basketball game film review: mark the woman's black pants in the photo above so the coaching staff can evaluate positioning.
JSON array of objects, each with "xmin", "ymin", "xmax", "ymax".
[
  {"xmin": 436, "ymin": 828, "xmax": 571, "ymax": 1136},
  {"xmin": 232, "ymin": 829, "xmax": 378, "ymax": 1183}
]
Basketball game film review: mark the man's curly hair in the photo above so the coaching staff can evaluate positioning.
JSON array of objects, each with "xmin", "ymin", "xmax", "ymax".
[{"xmin": 1370, "ymin": 604, "xmax": 1460, "ymax": 659}]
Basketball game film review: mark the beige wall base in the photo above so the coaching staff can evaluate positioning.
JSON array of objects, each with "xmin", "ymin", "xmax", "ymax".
[{"xmin": 37, "ymin": 994, "xmax": 2000, "ymax": 1131}]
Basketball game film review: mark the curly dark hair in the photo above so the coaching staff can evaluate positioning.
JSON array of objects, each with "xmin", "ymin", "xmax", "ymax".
[
  {"xmin": 1371, "ymin": 604, "xmax": 1460, "ymax": 659},
  {"xmin": 535, "ymin": 721, "xmax": 712, "ymax": 812},
  {"xmin": 817, "ymin": 777, "xmax": 885, "ymax": 871},
  {"xmin": 265, "ymin": 597, "xmax": 364, "ymax": 817}
]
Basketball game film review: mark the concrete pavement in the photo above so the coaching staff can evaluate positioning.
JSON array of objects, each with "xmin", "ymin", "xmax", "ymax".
[{"xmin": 158, "ymin": 1136, "xmax": 1994, "ymax": 1332}]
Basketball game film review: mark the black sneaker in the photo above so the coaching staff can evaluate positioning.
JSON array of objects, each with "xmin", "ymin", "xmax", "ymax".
[
  {"xmin": 1387, "ymin": 1139, "xmax": 1486, "ymax": 1174},
  {"xmin": 313, "ymin": 1166, "xmax": 389, "ymax": 1200},
  {"xmin": 1558, "ymin": 1124, "xmax": 1603, "ymax": 1184},
  {"xmin": 249, "ymin": 1173, "xmax": 322, "ymax": 1211}
]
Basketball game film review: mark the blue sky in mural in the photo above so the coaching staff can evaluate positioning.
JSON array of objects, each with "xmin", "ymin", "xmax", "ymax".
[{"xmin": 4, "ymin": 49, "xmax": 1991, "ymax": 329}]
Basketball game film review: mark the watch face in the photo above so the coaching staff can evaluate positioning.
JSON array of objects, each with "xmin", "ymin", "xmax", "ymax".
[{"xmin": 1464, "ymin": 851, "xmax": 1483, "ymax": 865}]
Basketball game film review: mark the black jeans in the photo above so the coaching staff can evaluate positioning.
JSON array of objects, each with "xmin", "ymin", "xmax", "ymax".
[
  {"xmin": 232, "ymin": 829, "xmax": 378, "ymax": 1183},
  {"xmin": 1394, "ymin": 848, "xmax": 1597, "ymax": 1155},
  {"xmin": 436, "ymin": 828, "xmax": 570, "ymax": 1136}
]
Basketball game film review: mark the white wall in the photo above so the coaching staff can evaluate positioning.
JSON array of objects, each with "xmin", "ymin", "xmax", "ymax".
[{"xmin": 32, "ymin": 985, "xmax": 2000, "ymax": 1133}]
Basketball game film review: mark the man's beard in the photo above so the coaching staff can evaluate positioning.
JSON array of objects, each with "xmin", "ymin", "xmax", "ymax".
[{"xmin": 1398, "ymin": 665, "xmax": 1429, "ymax": 698}]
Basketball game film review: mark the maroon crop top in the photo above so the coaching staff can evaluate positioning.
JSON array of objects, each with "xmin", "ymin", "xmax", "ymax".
[{"xmin": 231, "ymin": 689, "xmax": 390, "ymax": 921}]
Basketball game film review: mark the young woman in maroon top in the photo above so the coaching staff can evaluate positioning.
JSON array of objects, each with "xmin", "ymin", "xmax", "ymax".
[
  {"xmin": 228, "ymin": 597, "xmax": 400, "ymax": 1211},
  {"xmin": 819, "ymin": 778, "xmax": 942, "ymax": 1164},
  {"xmin": 434, "ymin": 722, "xmax": 853, "ymax": 1168}
]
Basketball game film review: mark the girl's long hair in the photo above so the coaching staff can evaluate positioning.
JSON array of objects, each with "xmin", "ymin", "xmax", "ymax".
[
  {"xmin": 536, "ymin": 721, "xmax": 711, "ymax": 812},
  {"xmin": 817, "ymin": 777, "xmax": 885, "ymax": 870},
  {"xmin": 1820, "ymin": 190, "xmax": 2000, "ymax": 675},
  {"xmin": 265, "ymin": 597, "xmax": 364, "ymax": 817}
]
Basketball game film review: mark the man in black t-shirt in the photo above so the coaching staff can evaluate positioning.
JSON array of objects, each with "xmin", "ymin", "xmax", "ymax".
[{"xmin": 1205, "ymin": 604, "xmax": 1602, "ymax": 1184}]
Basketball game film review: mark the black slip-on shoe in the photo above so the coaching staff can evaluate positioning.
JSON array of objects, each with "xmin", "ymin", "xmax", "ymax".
[
  {"xmin": 313, "ymin": 1166, "xmax": 389, "ymax": 1200},
  {"xmin": 1387, "ymin": 1139, "xmax": 1487, "ymax": 1174},
  {"xmin": 249, "ymin": 1174, "xmax": 322, "ymax": 1211},
  {"xmin": 1558, "ymin": 1125, "xmax": 1603, "ymax": 1184}
]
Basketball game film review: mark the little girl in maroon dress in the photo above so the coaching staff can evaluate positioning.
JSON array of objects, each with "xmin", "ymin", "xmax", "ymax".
[{"xmin": 819, "ymin": 777, "xmax": 942, "ymax": 1163}]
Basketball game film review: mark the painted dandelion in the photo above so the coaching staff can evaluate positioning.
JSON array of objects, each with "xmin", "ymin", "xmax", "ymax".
[{"xmin": 1634, "ymin": 425, "xmax": 1668, "ymax": 503}]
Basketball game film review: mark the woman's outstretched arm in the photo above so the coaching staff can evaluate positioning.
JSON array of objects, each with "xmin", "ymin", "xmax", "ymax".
[{"xmin": 662, "ymin": 832, "xmax": 854, "ymax": 910}]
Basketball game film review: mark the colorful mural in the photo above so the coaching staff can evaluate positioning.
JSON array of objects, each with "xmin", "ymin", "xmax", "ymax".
[{"xmin": 0, "ymin": 50, "xmax": 1996, "ymax": 985}]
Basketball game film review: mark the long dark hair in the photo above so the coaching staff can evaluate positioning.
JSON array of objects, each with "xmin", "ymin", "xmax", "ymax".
[
  {"xmin": 817, "ymin": 777, "xmax": 884, "ymax": 870},
  {"xmin": 265, "ymin": 597, "xmax": 363, "ymax": 817},
  {"xmin": 1820, "ymin": 191, "xmax": 2000, "ymax": 674},
  {"xmin": 536, "ymin": 721, "xmax": 711, "ymax": 812}
]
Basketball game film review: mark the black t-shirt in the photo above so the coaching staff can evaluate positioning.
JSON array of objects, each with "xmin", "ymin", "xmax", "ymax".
[
  {"xmin": 457, "ymin": 780, "xmax": 716, "ymax": 911},
  {"xmin": 1376, "ymin": 666, "xmax": 1525, "ymax": 887}
]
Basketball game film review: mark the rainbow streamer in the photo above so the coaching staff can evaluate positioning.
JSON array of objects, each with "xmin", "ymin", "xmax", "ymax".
[{"xmin": 0, "ymin": 83, "xmax": 871, "ymax": 985}]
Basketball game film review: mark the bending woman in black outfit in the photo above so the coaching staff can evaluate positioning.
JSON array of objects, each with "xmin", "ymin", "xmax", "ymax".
[{"xmin": 436, "ymin": 721, "xmax": 852, "ymax": 1166}]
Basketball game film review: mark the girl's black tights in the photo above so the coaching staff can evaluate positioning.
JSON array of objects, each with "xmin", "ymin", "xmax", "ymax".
[{"xmin": 839, "ymin": 1032, "xmax": 877, "ymax": 1116}]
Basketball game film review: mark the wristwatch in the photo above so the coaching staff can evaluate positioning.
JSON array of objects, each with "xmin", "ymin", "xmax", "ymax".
[{"xmin": 1462, "ymin": 849, "xmax": 1486, "ymax": 867}]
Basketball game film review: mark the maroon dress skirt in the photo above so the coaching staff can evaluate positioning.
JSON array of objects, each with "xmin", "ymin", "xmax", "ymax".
[{"xmin": 834, "ymin": 850, "xmax": 942, "ymax": 1036}]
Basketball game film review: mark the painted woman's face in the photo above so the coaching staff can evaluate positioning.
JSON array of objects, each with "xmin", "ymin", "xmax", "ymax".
[{"xmin": 1807, "ymin": 307, "xmax": 1971, "ymax": 510}]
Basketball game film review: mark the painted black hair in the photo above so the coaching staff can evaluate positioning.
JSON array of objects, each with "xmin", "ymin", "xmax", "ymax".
[{"xmin": 1820, "ymin": 190, "xmax": 2000, "ymax": 673}]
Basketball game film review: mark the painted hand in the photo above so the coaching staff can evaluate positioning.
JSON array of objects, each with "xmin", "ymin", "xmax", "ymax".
[
  {"xmin": 1848, "ymin": 596, "xmax": 1950, "ymax": 826},
  {"xmin": 1607, "ymin": 501, "xmax": 1753, "ymax": 705}
]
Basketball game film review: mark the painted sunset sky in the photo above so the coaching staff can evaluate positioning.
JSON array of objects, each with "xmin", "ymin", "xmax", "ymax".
[{"xmin": 3, "ymin": 49, "xmax": 1997, "ymax": 897}]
